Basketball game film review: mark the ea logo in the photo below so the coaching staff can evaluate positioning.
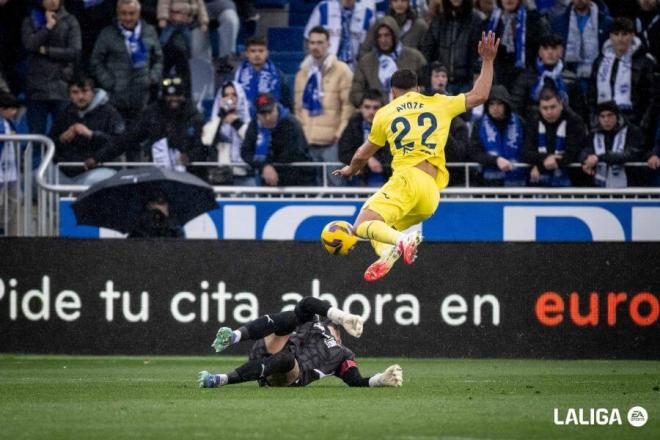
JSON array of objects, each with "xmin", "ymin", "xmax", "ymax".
[{"xmin": 627, "ymin": 406, "xmax": 648, "ymax": 427}]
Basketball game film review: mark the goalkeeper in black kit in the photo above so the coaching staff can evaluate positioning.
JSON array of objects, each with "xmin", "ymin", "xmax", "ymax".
[{"xmin": 199, "ymin": 297, "xmax": 403, "ymax": 388}]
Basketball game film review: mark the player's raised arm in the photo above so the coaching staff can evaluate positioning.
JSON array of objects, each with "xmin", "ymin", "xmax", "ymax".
[
  {"xmin": 465, "ymin": 31, "xmax": 500, "ymax": 111},
  {"xmin": 333, "ymin": 140, "xmax": 382, "ymax": 178}
]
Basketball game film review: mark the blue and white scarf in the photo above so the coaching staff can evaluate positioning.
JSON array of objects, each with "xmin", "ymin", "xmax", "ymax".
[
  {"xmin": 307, "ymin": 0, "xmax": 374, "ymax": 68},
  {"xmin": 302, "ymin": 61, "xmax": 324, "ymax": 116},
  {"xmin": 234, "ymin": 59, "xmax": 281, "ymax": 114},
  {"xmin": 487, "ymin": 6, "xmax": 526, "ymax": 69},
  {"xmin": 151, "ymin": 138, "xmax": 185, "ymax": 172},
  {"xmin": 378, "ymin": 43, "xmax": 401, "ymax": 93},
  {"xmin": 0, "ymin": 118, "xmax": 18, "ymax": 183},
  {"xmin": 480, "ymin": 113, "xmax": 525, "ymax": 182},
  {"xmin": 636, "ymin": 14, "xmax": 660, "ymax": 50},
  {"xmin": 565, "ymin": 1, "xmax": 600, "ymax": 78},
  {"xmin": 119, "ymin": 21, "xmax": 147, "ymax": 69},
  {"xmin": 593, "ymin": 126, "xmax": 628, "ymax": 188},
  {"xmin": 31, "ymin": 8, "xmax": 47, "ymax": 29},
  {"xmin": 337, "ymin": 7, "xmax": 354, "ymax": 64},
  {"xmin": 531, "ymin": 58, "xmax": 568, "ymax": 103},
  {"xmin": 537, "ymin": 119, "xmax": 566, "ymax": 155},
  {"xmin": 596, "ymin": 39, "xmax": 635, "ymax": 110},
  {"xmin": 254, "ymin": 104, "xmax": 289, "ymax": 164}
]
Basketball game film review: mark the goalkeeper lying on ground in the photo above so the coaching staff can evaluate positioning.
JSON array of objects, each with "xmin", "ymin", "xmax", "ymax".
[{"xmin": 198, "ymin": 297, "xmax": 403, "ymax": 388}]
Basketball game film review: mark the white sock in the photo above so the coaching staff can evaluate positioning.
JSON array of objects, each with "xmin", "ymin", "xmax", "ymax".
[
  {"xmin": 216, "ymin": 374, "xmax": 229, "ymax": 386},
  {"xmin": 327, "ymin": 307, "xmax": 348, "ymax": 324},
  {"xmin": 231, "ymin": 330, "xmax": 242, "ymax": 344}
]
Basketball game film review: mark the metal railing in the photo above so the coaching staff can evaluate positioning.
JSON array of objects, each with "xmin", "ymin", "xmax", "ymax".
[{"xmin": 11, "ymin": 135, "xmax": 655, "ymax": 236}]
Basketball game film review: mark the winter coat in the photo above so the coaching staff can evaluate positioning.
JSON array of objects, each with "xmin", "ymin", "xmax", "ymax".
[
  {"xmin": 361, "ymin": 13, "xmax": 428, "ymax": 55},
  {"xmin": 338, "ymin": 112, "xmax": 392, "ymax": 178},
  {"xmin": 419, "ymin": 1, "xmax": 483, "ymax": 85},
  {"xmin": 90, "ymin": 20, "xmax": 163, "ymax": 113},
  {"xmin": 241, "ymin": 111, "xmax": 316, "ymax": 186},
  {"xmin": 510, "ymin": 61, "xmax": 586, "ymax": 121},
  {"xmin": 589, "ymin": 37, "xmax": 656, "ymax": 126},
  {"xmin": 112, "ymin": 99, "xmax": 208, "ymax": 179},
  {"xmin": 294, "ymin": 54, "xmax": 354, "ymax": 146},
  {"xmin": 467, "ymin": 85, "xmax": 523, "ymax": 168},
  {"xmin": 157, "ymin": 0, "xmax": 209, "ymax": 26},
  {"xmin": 581, "ymin": 120, "xmax": 643, "ymax": 165},
  {"xmin": 21, "ymin": 6, "xmax": 81, "ymax": 101},
  {"xmin": 551, "ymin": 3, "xmax": 612, "ymax": 55},
  {"xmin": 485, "ymin": 6, "xmax": 550, "ymax": 85},
  {"xmin": 349, "ymin": 16, "xmax": 427, "ymax": 107},
  {"xmin": 522, "ymin": 108, "xmax": 587, "ymax": 169},
  {"xmin": 51, "ymin": 89, "xmax": 126, "ymax": 177}
]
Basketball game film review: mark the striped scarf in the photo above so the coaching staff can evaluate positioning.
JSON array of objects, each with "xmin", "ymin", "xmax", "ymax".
[
  {"xmin": 480, "ymin": 113, "xmax": 526, "ymax": 182},
  {"xmin": 235, "ymin": 59, "xmax": 281, "ymax": 115},
  {"xmin": 119, "ymin": 21, "xmax": 148, "ymax": 69},
  {"xmin": 565, "ymin": 2, "xmax": 600, "ymax": 78},
  {"xmin": 488, "ymin": 6, "xmax": 526, "ymax": 69},
  {"xmin": 596, "ymin": 40, "xmax": 635, "ymax": 110},
  {"xmin": 593, "ymin": 126, "xmax": 628, "ymax": 188},
  {"xmin": 531, "ymin": 58, "xmax": 568, "ymax": 104}
]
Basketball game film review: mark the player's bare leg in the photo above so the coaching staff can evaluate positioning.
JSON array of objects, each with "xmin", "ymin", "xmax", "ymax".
[{"xmin": 354, "ymin": 209, "xmax": 423, "ymax": 282}]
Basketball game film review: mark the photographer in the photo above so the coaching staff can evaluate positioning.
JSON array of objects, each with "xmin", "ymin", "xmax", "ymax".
[{"xmin": 203, "ymin": 81, "xmax": 254, "ymax": 185}]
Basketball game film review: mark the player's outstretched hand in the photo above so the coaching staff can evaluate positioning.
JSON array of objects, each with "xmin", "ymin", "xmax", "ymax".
[
  {"xmin": 372, "ymin": 364, "xmax": 403, "ymax": 387},
  {"xmin": 478, "ymin": 31, "xmax": 500, "ymax": 62},
  {"xmin": 332, "ymin": 165, "xmax": 357, "ymax": 179}
]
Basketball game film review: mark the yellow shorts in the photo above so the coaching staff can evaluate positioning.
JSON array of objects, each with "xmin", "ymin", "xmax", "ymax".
[{"xmin": 362, "ymin": 166, "xmax": 440, "ymax": 231}]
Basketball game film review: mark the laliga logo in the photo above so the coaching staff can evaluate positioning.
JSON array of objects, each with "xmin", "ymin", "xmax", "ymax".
[{"xmin": 553, "ymin": 406, "xmax": 648, "ymax": 427}]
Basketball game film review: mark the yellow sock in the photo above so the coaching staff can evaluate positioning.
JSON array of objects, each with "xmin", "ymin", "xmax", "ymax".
[
  {"xmin": 370, "ymin": 240, "xmax": 394, "ymax": 258},
  {"xmin": 356, "ymin": 220, "xmax": 402, "ymax": 246}
]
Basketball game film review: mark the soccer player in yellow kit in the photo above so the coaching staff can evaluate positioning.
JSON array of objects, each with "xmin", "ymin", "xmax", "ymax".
[{"xmin": 334, "ymin": 31, "xmax": 500, "ymax": 282}]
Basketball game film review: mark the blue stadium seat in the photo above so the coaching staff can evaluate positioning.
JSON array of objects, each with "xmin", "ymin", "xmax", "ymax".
[
  {"xmin": 288, "ymin": 0, "xmax": 319, "ymax": 26},
  {"xmin": 268, "ymin": 27, "xmax": 305, "ymax": 52},
  {"xmin": 269, "ymin": 51, "xmax": 305, "ymax": 74},
  {"xmin": 255, "ymin": 0, "xmax": 290, "ymax": 8},
  {"xmin": 283, "ymin": 73, "xmax": 296, "ymax": 107}
]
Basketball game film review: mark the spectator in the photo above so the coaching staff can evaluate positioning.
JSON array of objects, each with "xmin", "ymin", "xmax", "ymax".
[
  {"xmin": 64, "ymin": 0, "xmax": 116, "ymax": 62},
  {"xmin": 128, "ymin": 192, "xmax": 184, "ymax": 238},
  {"xmin": 203, "ymin": 80, "xmax": 254, "ymax": 185},
  {"xmin": 552, "ymin": 0, "xmax": 612, "ymax": 82},
  {"xmin": 467, "ymin": 85, "xmax": 527, "ymax": 186},
  {"xmin": 1, "ymin": 0, "xmax": 29, "ymax": 94},
  {"xmin": 91, "ymin": 0, "xmax": 163, "ymax": 128},
  {"xmin": 22, "ymin": 0, "xmax": 81, "ymax": 135},
  {"xmin": 304, "ymin": 0, "xmax": 376, "ymax": 70},
  {"xmin": 590, "ymin": 17, "xmax": 656, "ymax": 126},
  {"xmin": 113, "ymin": 76, "xmax": 209, "ymax": 179},
  {"xmin": 635, "ymin": 0, "xmax": 659, "ymax": 71},
  {"xmin": 294, "ymin": 26, "xmax": 354, "ymax": 187},
  {"xmin": 140, "ymin": 0, "xmax": 160, "ymax": 25},
  {"xmin": 349, "ymin": 16, "xmax": 426, "ymax": 107},
  {"xmin": 157, "ymin": 0, "xmax": 208, "ymax": 91},
  {"xmin": 510, "ymin": 33, "xmax": 586, "ymax": 120},
  {"xmin": 523, "ymin": 87, "xmax": 587, "ymax": 186},
  {"xmin": 235, "ymin": 0, "xmax": 259, "ymax": 39},
  {"xmin": 485, "ymin": 0, "xmax": 550, "ymax": 84},
  {"xmin": 581, "ymin": 100, "xmax": 643, "ymax": 187},
  {"xmin": 601, "ymin": 0, "xmax": 637, "ymax": 20},
  {"xmin": 361, "ymin": 0, "xmax": 429, "ymax": 54},
  {"xmin": 338, "ymin": 89, "xmax": 392, "ymax": 186},
  {"xmin": 474, "ymin": 0, "xmax": 497, "ymax": 20},
  {"xmin": 422, "ymin": 61, "xmax": 469, "ymax": 182},
  {"xmin": 50, "ymin": 74, "xmax": 125, "ymax": 185},
  {"xmin": 241, "ymin": 93, "xmax": 316, "ymax": 186},
  {"xmin": 0, "ymin": 91, "xmax": 22, "ymax": 236},
  {"xmin": 233, "ymin": 36, "xmax": 291, "ymax": 117},
  {"xmin": 192, "ymin": 0, "xmax": 240, "ymax": 73},
  {"xmin": 420, "ymin": 0, "xmax": 483, "ymax": 94}
]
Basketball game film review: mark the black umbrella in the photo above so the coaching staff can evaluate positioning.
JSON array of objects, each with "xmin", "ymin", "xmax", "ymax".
[{"xmin": 72, "ymin": 168, "xmax": 217, "ymax": 233}]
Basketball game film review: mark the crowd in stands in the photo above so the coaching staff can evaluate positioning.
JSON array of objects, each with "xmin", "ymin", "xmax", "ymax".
[{"xmin": 0, "ymin": 0, "xmax": 659, "ymax": 191}]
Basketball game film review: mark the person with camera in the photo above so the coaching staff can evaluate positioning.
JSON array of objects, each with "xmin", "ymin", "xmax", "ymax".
[{"xmin": 202, "ymin": 81, "xmax": 255, "ymax": 185}]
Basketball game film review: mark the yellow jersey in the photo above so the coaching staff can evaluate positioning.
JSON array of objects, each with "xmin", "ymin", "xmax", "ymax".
[{"xmin": 368, "ymin": 91, "xmax": 466, "ymax": 189}]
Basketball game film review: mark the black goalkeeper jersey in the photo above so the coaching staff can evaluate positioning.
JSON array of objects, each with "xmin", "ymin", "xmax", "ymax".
[{"xmin": 249, "ymin": 317, "xmax": 356, "ymax": 386}]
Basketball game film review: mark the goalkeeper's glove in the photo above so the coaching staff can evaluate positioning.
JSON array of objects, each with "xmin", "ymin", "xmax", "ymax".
[{"xmin": 369, "ymin": 364, "xmax": 403, "ymax": 387}]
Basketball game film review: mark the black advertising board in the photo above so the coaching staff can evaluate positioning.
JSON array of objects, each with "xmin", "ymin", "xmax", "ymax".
[{"xmin": 0, "ymin": 239, "xmax": 658, "ymax": 358}]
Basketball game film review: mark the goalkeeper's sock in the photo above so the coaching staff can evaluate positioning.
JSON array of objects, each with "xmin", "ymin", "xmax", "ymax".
[
  {"xmin": 370, "ymin": 240, "xmax": 394, "ymax": 258},
  {"xmin": 356, "ymin": 221, "xmax": 402, "ymax": 245}
]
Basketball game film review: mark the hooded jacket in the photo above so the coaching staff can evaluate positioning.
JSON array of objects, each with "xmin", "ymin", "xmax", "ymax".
[
  {"xmin": 349, "ymin": 16, "xmax": 427, "ymax": 107},
  {"xmin": 51, "ymin": 89, "xmax": 126, "ymax": 177},
  {"xmin": 360, "ymin": 7, "xmax": 429, "ymax": 55},
  {"xmin": 294, "ymin": 53, "xmax": 354, "ymax": 145},
  {"xmin": 589, "ymin": 36, "xmax": 656, "ymax": 126},
  {"xmin": 420, "ymin": 0, "xmax": 484, "ymax": 85},
  {"xmin": 21, "ymin": 5, "xmax": 81, "ymax": 101}
]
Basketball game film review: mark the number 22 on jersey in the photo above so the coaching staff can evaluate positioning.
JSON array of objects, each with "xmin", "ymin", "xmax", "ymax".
[{"xmin": 390, "ymin": 112, "xmax": 438, "ymax": 153}]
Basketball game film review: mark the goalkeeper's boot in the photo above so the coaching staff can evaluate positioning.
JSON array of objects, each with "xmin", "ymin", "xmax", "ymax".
[
  {"xmin": 397, "ymin": 231, "xmax": 423, "ymax": 265},
  {"xmin": 198, "ymin": 371, "xmax": 225, "ymax": 388},
  {"xmin": 212, "ymin": 327, "xmax": 233, "ymax": 353},
  {"xmin": 364, "ymin": 244, "xmax": 402, "ymax": 282}
]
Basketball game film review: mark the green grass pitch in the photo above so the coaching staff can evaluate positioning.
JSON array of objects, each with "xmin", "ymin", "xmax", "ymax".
[{"xmin": 0, "ymin": 355, "xmax": 658, "ymax": 440}]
